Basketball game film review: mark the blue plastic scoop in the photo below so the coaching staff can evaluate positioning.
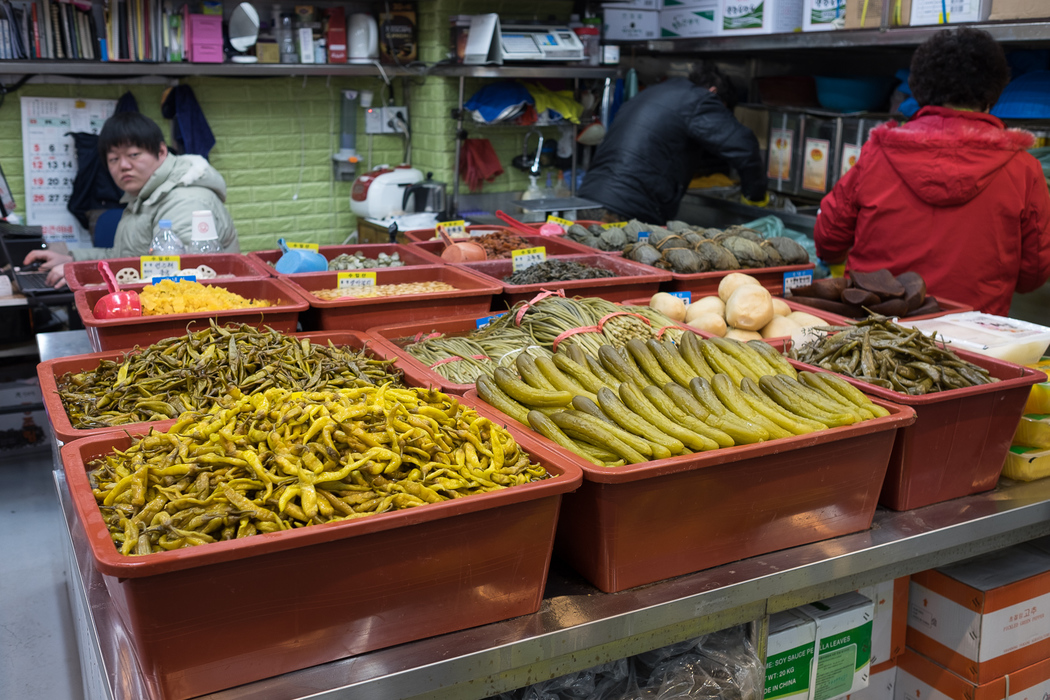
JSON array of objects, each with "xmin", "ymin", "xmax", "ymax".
[{"xmin": 274, "ymin": 238, "xmax": 328, "ymax": 274}]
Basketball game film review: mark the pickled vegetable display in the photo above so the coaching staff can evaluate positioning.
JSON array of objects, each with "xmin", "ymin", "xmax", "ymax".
[
  {"xmin": 88, "ymin": 385, "xmax": 549, "ymax": 555},
  {"xmin": 139, "ymin": 279, "xmax": 269, "ymax": 316},
  {"xmin": 58, "ymin": 322, "xmax": 403, "ymax": 429},
  {"xmin": 399, "ymin": 295, "xmax": 684, "ymax": 385},
  {"xmin": 789, "ymin": 315, "xmax": 996, "ymax": 395},
  {"xmin": 475, "ymin": 332, "xmax": 888, "ymax": 467},
  {"xmin": 313, "ymin": 281, "xmax": 458, "ymax": 300}
]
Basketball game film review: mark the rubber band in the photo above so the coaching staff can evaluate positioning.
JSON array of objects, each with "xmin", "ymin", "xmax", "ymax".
[
  {"xmin": 429, "ymin": 354, "xmax": 489, "ymax": 369},
  {"xmin": 653, "ymin": 235, "xmax": 686, "ymax": 251},
  {"xmin": 655, "ymin": 325, "xmax": 677, "ymax": 340},
  {"xmin": 514, "ymin": 288, "xmax": 566, "ymax": 326},
  {"xmin": 596, "ymin": 311, "xmax": 651, "ymax": 333},
  {"xmin": 412, "ymin": 332, "xmax": 442, "ymax": 343},
  {"xmin": 552, "ymin": 325, "xmax": 600, "ymax": 352},
  {"xmin": 497, "ymin": 345, "xmax": 545, "ymax": 365}
]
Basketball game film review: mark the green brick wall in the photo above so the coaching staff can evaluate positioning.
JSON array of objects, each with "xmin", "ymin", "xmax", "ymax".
[{"xmin": 0, "ymin": 0, "xmax": 574, "ymax": 252}]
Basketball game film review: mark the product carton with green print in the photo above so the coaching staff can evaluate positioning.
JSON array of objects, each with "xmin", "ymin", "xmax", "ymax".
[
  {"xmin": 659, "ymin": 1, "xmax": 719, "ymax": 36},
  {"xmin": 720, "ymin": 0, "xmax": 804, "ymax": 34},
  {"xmin": 764, "ymin": 592, "xmax": 874, "ymax": 700}
]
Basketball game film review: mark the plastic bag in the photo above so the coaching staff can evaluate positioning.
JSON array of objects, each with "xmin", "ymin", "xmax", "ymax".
[{"xmin": 741, "ymin": 215, "xmax": 817, "ymax": 263}]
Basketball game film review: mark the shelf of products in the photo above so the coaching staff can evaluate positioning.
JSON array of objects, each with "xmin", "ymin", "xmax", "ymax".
[
  {"xmin": 645, "ymin": 20, "xmax": 1050, "ymax": 54},
  {"xmin": 431, "ymin": 64, "xmax": 619, "ymax": 79}
]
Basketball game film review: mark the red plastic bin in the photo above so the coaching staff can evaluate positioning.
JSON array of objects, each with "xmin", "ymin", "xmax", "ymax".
[
  {"xmin": 60, "ymin": 418, "xmax": 583, "ymax": 700},
  {"xmin": 38, "ymin": 331, "xmax": 435, "ymax": 444},
  {"xmin": 793, "ymin": 349, "xmax": 1044, "ymax": 511},
  {"xmin": 665, "ymin": 263, "xmax": 816, "ymax": 298},
  {"xmin": 75, "ymin": 278, "xmax": 307, "ymax": 353},
  {"xmin": 466, "ymin": 388, "xmax": 914, "ymax": 592},
  {"xmin": 283, "ymin": 265, "xmax": 501, "ymax": 332},
  {"xmin": 411, "ymin": 232, "xmax": 598, "ymax": 259},
  {"xmin": 785, "ymin": 294, "xmax": 973, "ymax": 325},
  {"xmin": 247, "ymin": 243, "xmax": 444, "ymax": 277},
  {"xmin": 65, "ymin": 254, "xmax": 273, "ymax": 292},
  {"xmin": 454, "ymin": 254, "xmax": 671, "ymax": 306}
]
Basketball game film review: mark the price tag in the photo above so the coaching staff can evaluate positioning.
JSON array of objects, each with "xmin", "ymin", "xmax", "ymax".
[
  {"xmin": 669, "ymin": 291, "xmax": 692, "ymax": 304},
  {"xmin": 511, "ymin": 246, "xmax": 547, "ymax": 272},
  {"xmin": 338, "ymin": 271, "xmax": 377, "ymax": 289},
  {"xmin": 783, "ymin": 269, "xmax": 814, "ymax": 294},
  {"xmin": 476, "ymin": 312, "xmax": 507, "ymax": 329},
  {"xmin": 637, "ymin": 231, "xmax": 651, "ymax": 245},
  {"xmin": 150, "ymin": 275, "xmax": 196, "ymax": 284},
  {"xmin": 436, "ymin": 220, "xmax": 467, "ymax": 239},
  {"xmin": 286, "ymin": 241, "xmax": 319, "ymax": 252},
  {"xmin": 141, "ymin": 256, "xmax": 180, "ymax": 280},
  {"xmin": 546, "ymin": 215, "xmax": 574, "ymax": 230},
  {"xmin": 601, "ymin": 221, "xmax": 628, "ymax": 229}
]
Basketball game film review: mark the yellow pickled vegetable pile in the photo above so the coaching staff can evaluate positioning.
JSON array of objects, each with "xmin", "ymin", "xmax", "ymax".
[
  {"xmin": 139, "ymin": 279, "xmax": 269, "ymax": 316},
  {"xmin": 87, "ymin": 385, "xmax": 549, "ymax": 555}
]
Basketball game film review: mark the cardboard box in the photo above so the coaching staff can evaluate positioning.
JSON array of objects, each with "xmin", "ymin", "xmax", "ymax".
[
  {"xmin": 804, "ymin": 0, "xmax": 847, "ymax": 31},
  {"xmin": 721, "ymin": 0, "xmax": 804, "ymax": 34},
  {"xmin": 859, "ymin": 578, "xmax": 909, "ymax": 667},
  {"xmin": 909, "ymin": 0, "xmax": 990, "ymax": 25},
  {"xmin": 989, "ymin": 0, "xmax": 1048, "ymax": 20},
  {"xmin": 907, "ymin": 546, "xmax": 1050, "ymax": 684},
  {"xmin": 659, "ymin": 2, "xmax": 719, "ymax": 36},
  {"xmin": 602, "ymin": 8, "xmax": 660, "ymax": 40},
  {"xmin": 764, "ymin": 592, "xmax": 875, "ymax": 700},
  {"xmin": 896, "ymin": 649, "xmax": 1050, "ymax": 700},
  {"xmin": 846, "ymin": 661, "xmax": 897, "ymax": 700},
  {"xmin": 606, "ymin": 0, "xmax": 660, "ymax": 7},
  {"xmin": 184, "ymin": 10, "xmax": 223, "ymax": 63},
  {"xmin": 662, "ymin": 0, "xmax": 708, "ymax": 6},
  {"xmin": 844, "ymin": 0, "xmax": 911, "ymax": 28},
  {"xmin": 325, "ymin": 6, "xmax": 347, "ymax": 63},
  {"xmin": 379, "ymin": 2, "xmax": 417, "ymax": 65}
]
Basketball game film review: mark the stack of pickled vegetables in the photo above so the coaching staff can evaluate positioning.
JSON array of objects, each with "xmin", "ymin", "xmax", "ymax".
[
  {"xmin": 475, "ymin": 332, "xmax": 889, "ymax": 467},
  {"xmin": 87, "ymin": 384, "xmax": 548, "ymax": 555},
  {"xmin": 139, "ymin": 279, "xmax": 269, "ymax": 316},
  {"xmin": 399, "ymin": 296, "xmax": 685, "ymax": 386}
]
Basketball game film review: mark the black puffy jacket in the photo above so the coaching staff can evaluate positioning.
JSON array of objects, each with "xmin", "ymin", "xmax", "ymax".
[{"xmin": 579, "ymin": 78, "xmax": 766, "ymax": 224}]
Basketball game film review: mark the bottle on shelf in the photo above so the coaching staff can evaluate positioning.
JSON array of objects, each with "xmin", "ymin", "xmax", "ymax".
[
  {"xmin": 188, "ymin": 210, "xmax": 222, "ymax": 254},
  {"xmin": 522, "ymin": 175, "xmax": 543, "ymax": 201},
  {"xmin": 149, "ymin": 219, "xmax": 186, "ymax": 255}
]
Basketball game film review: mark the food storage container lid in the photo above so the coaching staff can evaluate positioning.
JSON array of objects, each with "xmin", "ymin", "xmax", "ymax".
[{"xmin": 903, "ymin": 312, "xmax": 1050, "ymax": 366}]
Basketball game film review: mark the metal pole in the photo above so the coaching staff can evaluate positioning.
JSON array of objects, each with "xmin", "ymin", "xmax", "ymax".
[
  {"xmin": 451, "ymin": 76, "xmax": 466, "ymax": 217},
  {"xmin": 570, "ymin": 77, "xmax": 578, "ymax": 196}
]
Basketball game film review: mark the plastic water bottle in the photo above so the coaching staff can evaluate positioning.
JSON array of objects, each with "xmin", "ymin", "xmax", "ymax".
[
  {"xmin": 149, "ymin": 219, "xmax": 185, "ymax": 255},
  {"xmin": 188, "ymin": 210, "xmax": 222, "ymax": 254}
]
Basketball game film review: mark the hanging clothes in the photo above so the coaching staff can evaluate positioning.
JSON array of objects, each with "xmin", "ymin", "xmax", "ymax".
[
  {"xmin": 460, "ymin": 139, "xmax": 504, "ymax": 192},
  {"xmin": 161, "ymin": 85, "xmax": 216, "ymax": 159}
]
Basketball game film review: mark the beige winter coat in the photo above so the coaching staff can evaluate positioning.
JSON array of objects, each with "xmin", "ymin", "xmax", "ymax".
[{"xmin": 70, "ymin": 153, "xmax": 239, "ymax": 261}]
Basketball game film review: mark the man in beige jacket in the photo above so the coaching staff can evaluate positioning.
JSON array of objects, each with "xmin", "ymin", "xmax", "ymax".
[{"xmin": 26, "ymin": 112, "xmax": 239, "ymax": 288}]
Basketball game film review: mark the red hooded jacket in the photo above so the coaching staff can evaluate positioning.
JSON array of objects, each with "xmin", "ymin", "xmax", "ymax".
[{"xmin": 814, "ymin": 107, "xmax": 1050, "ymax": 316}]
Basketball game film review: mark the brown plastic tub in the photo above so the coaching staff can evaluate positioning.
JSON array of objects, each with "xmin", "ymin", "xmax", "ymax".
[
  {"xmin": 665, "ymin": 263, "xmax": 816, "ymax": 298},
  {"xmin": 38, "ymin": 331, "xmax": 434, "ymax": 444},
  {"xmin": 411, "ymin": 231, "xmax": 597, "ymax": 259},
  {"xmin": 247, "ymin": 243, "xmax": 444, "ymax": 277},
  {"xmin": 792, "ymin": 349, "xmax": 1044, "ymax": 511},
  {"xmin": 60, "ymin": 418, "xmax": 583, "ymax": 700},
  {"xmin": 283, "ymin": 265, "xmax": 501, "ymax": 332},
  {"xmin": 466, "ymin": 388, "xmax": 914, "ymax": 593},
  {"xmin": 455, "ymin": 254, "xmax": 671, "ymax": 306},
  {"xmin": 75, "ymin": 278, "xmax": 307, "ymax": 352},
  {"xmin": 65, "ymin": 254, "xmax": 272, "ymax": 291}
]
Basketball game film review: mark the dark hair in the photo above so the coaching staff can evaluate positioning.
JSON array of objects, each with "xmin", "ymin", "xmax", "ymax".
[
  {"xmin": 98, "ymin": 112, "xmax": 165, "ymax": 159},
  {"xmin": 690, "ymin": 66, "xmax": 738, "ymax": 110},
  {"xmin": 909, "ymin": 27, "xmax": 1010, "ymax": 110}
]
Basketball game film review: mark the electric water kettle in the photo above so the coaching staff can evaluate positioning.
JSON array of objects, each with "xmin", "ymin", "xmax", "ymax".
[
  {"xmin": 401, "ymin": 172, "xmax": 447, "ymax": 216},
  {"xmin": 349, "ymin": 13, "xmax": 378, "ymax": 63}
]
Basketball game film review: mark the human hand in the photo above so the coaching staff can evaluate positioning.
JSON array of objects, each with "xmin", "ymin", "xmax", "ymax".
[
  {"xmin": 46, "ymin": 263, "xmax": 69, "ymax": 288},
  {"xmin": 23, "ymin": 250, "xmax": 73, "ymax": 287}
]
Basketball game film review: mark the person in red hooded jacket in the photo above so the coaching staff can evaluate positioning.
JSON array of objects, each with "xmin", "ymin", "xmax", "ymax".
[{"xmin": 814, "ymin": 27, "xmax": 1050, "ymax": 316}]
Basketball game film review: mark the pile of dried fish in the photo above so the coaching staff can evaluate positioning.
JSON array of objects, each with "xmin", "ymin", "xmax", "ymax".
[
  {"xmin": 88, "ymin": 385, "xmax": 549, "ymax": 555},
  {"xmin": 789, "ymin": 315, "xmax": 996, "ymax": 395},
  {"xmin": 58, "ymin": 321, "xmax": 402, "ymax": 429},
  {"xmin": 503, "ymin": 259, "xmax": 616, "ymax": 285},
  {"xmin": 565, "ymin": 220, "xmax": 810, "ymax": 274}
]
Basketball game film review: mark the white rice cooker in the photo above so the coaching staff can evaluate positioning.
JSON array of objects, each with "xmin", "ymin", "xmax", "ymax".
[{"xmin": 350, "ymin": 165, "xmax": 423, "ymax": 219}]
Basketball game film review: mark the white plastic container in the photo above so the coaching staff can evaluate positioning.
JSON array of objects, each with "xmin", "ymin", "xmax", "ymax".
[{"xmin": 903, "ymin": 312, "xmax": 1050, "ymax": 366}]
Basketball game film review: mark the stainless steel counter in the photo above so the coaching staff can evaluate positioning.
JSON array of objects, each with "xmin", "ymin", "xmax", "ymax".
[{"xmin": 56, "ymin": 458, "xmax": 1050, "ymax": 700}]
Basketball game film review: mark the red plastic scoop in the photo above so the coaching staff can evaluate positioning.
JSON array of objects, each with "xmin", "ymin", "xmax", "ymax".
[
  {"xmin": 437, "ymin": 227, "xmax": 486, "ymax": 263},
  {"xmin": 93, "ymin": 261, "xmax": 142, "ymax": 319}
]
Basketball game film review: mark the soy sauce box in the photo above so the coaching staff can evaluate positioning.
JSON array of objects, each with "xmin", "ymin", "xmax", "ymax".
[{"xmin": 379, "ymin": 2, "xmax": 416, "ymax": 64}]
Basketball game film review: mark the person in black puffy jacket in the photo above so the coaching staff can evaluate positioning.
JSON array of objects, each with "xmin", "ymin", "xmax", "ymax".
[{"xmin": 579, "ymin": 68, "xmax": 767, "ymax": 224}]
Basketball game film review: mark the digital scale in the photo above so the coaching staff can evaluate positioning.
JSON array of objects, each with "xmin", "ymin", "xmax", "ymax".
[{"xmin": 463, "ymin": 15, "xmax": 585, "ymax": 64}]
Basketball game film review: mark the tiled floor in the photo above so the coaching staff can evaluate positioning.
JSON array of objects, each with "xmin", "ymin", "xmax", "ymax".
[{"xmin": 1, "ymin": 446, "xmax": 84, "ymax": 700}]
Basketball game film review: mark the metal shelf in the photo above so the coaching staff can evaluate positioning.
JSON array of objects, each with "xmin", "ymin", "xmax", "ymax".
[
  {"xmin": 0, "ymin": 60, "xmax": 417, "ymax": 78},
  {"xmin": 645, "ymin": 20, "xmax": 1050, "ymax": 54},
  {"xmin": 431, "ymin": 64, "xmax": 619, "ymax": 79}
]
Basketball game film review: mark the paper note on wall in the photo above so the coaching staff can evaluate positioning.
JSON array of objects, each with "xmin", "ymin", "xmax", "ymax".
[{"xmin": 21, "ymin": 97, "xmax": 117, "ymax": 248}]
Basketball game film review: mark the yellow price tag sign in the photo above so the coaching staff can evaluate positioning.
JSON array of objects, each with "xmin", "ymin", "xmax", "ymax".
[
  {"xmin": 286, "ymin": 241, "xmax": 319, "ymax": 252},
  {"xmin": 435, "ymin": 220, "xmax": 467, "ymax": 239},
  {"xmin": 546, "ymin": 215, "xmax": 574, "ymax": 230},
  {"xmin": 140, "ymin": 255, "xmax": 180, "ymax": 280},
  {"xmin": 601, "ymin": 221, "xmax": 628, "ymax": 229},
  {"xmin": 338, "ymin": 271, "xmax": 377, "ymax": 289},
  {"xmin": 511, "ymin": 246, "xmax": 546, "ymax": 273}
]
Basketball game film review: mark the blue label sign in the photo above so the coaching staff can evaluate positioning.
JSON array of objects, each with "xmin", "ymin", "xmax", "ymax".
[
  {"xmin": 668, "ymin": 291, "xmax": 692, "ymax": 304},
  {"xmin": 783, "ymin": 270, "xmax": 814, "ymax": 295},
  {"xmin": 476, "ymin": 312, "xmax": 507, "ymax": 329},
  {"xmin": 150, "ymin": 275, "xmax": 197, "ymax": 284}
]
